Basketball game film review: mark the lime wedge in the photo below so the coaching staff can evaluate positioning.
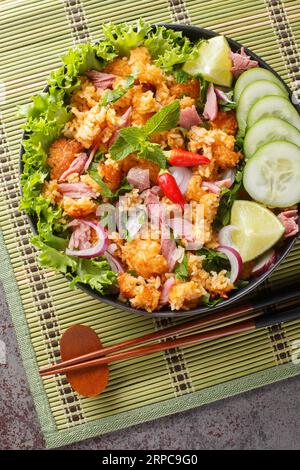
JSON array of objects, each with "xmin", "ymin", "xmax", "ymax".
[
  {"xmin": 230, "ymin": 200, "xmax": 284, "ymax": 262},
  {"xmin": 183, "ymin": 36, "xmax": 233, "ymax": 87}
]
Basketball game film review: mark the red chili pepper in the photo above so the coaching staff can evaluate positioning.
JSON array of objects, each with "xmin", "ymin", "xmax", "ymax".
[
  {"xmin": 157, "ymin": 170, "xmax": 185, "ymax": 209},
  {"xmin": 166, "ymin": 149, "xmax": 210, "ymax": 167}
]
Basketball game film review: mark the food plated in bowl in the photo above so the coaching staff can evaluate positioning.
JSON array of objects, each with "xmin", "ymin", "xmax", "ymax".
[{"xmin": 20, "ymin": 20, "xmax": 300, "ymax": 316}]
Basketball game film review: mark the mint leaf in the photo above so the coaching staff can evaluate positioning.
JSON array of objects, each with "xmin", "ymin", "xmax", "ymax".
[
  {"xmin": 88, "ymin": 165, "xmax": 114, "ymax": 198},
  {"xmin": 100, "ymin": 73, "xmax": 136, "ymax": 107},
  {"xmin": 110, "ymin": 127, "xmax": 145, "ymax": 160},
  {"xmin": 143, "ymin": 100, "xmax": 180, "ymax": 136},
  {"xmin": 139, "ymin": 142, "xmax": 167, "ymax": 168}
]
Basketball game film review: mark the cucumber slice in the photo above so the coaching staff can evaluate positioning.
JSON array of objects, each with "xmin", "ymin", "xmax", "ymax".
[
  {"xmin": 237, "ymin": 80, "xmax": 287, "ymax": 135},
  {"xmin": 243, "ymin": 141, "xmax": 300, "ymax": 207},
  {"xmin": 247, "ymin": 95, "xmax": 300, "ymax": 130},
  {"xmin": 234, "ymin": 67, "xmax": 288, "ymax": 103},
  {"xmin": 244, "ymin": 116, "xmax": 300, "ymax": 159}
]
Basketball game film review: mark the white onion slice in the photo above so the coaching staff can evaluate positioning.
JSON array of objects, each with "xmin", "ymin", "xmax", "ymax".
[
  {"xmin": 218, "ymin": 225, "xmax": 238, "ymax": 248},
  {"xmin": 169, "ymin": 166, "xmax": 192, "ymax": 195},
  {"xmin": 104, "ymin": 251, "xmax": 124, "ymax": 273},
  {"xmin": 251, "ymin": 249, "xmax": 277, "ymax": 277},
  {"xmin": 217, "ymin": 245, "xmax": 243, "ymax": 283},
  {"xmin": 66, "ymin": 220, "xmax": 108, "ymax": 258}
]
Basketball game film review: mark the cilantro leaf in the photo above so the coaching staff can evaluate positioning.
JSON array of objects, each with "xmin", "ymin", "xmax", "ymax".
[
  {"xmin": 197, "ymin": 247, "xmax": 230, "ymax": 272},
  {"xmin": 100, "ymin": 73, "xmax": 136, "ymax": 107},
  {"xmin": 174, "ymin": 253, "xmax": 189, "ymax": 280},
  {"xmin": 143, "ymin": 100, "xmax": 180, "ymax": 136},
  {"xmin": 213, "ymin": 166, "xmax": 244, "ymax": 229},
  {"xmin": 102, "ymin": 19, "xmax": 150, "ymax": 56}
]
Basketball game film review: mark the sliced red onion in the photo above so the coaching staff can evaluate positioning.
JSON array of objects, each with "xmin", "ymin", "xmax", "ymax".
[
  {"xmin": 86, "ymin": 70, "xmax": 116, "ymax": 89},
  {"xmin": 169, "ymin": 166, "xmax": 192, "ymax": 195},
  {"xmin": 160, "ymin": 277, "xmax": 175, "ymax": 305},
  {"xmin": 217, "ymin": 245, "xmax": 243, "ymax": 283},
  {"xmin": 107, "ymin": 243, "xmax": 118, "ymax": 255},
  {"xmin": 58, "ymin": 153, "xmax": 88, "ymax": 182},
  {"xmin": 179, "ymin": 105, "xmax": 202, "ymax": 129},
  {"xmin": 66, "ymin": 220, "xmax": 108, "ymax": 258},
  {"xmin": 109, "ymin": 106, "xmax": 132, "ymax": 146},
  {"xmin": 104, "ymin": 251, "xmax": 124, "ymax": 273},
  {"xmin": 218, "ymin": 225, "xmax": 238, "ymax": 247},
  {"xmin": 251, "ymin": 249, "xmax": 277, "ymax": 277},
  {"xmin": 203, "ymin": 83, "xmax": 218, "ymax": 121},
  {"xmin": 202, "ymin": 181, "xmax": 221, "ymax": 195},
  {"xmin": 217, "ymin": 168, "xmax": 235, "ymax": 188}
]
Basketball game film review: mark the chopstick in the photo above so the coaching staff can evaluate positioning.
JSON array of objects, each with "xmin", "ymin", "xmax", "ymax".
[
  {"xmin": 41, "ymin": 303, "xmax": 300, "ymax": 376},
  {"xmin": 40, "ymin": 284, "xmax": 300, "ymax": 377}
]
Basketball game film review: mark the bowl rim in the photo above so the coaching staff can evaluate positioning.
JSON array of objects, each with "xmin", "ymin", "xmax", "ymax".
[{"xmin": 19, "ymin": 23, "xmax": 300, "ymax": 318}]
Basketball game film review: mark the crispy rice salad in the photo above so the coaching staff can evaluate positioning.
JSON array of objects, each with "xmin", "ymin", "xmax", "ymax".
[{"xmin": 20, "ymin": 20, "xmax": 299, "ymax": 312}]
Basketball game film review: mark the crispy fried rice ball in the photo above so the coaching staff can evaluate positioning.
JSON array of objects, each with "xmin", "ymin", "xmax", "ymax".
[
  {"xmin": 121, "ymin": 239, "xmax": 168, "ymax": 279},
  {"xmin": 47, "ymin": 138, "xmax": 83, "ymax": 180}
]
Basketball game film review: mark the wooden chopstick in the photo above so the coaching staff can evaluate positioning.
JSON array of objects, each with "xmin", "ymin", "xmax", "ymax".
[
  {"xmin": 40, "ymin": 302, "xmax": 300, "ymax": 376},
  {"xmin": 41, "ymin": 320, "xmax": 256, "ymax": 376},
  {"xmin": 39, "ymin": 303, "xmax": 251, "ymax": 376},
  {"xmin": 40, "ymin": 283, "xmax": 300, "ymax": 377}
]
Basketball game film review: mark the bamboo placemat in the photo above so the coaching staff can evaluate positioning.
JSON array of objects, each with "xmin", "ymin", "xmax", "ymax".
[{"xmin": 0, "ymin": 0, "xmax": 300, "ymax": 449}]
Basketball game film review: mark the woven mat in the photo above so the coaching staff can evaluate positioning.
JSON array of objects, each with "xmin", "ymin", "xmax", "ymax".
[{"xmin": 0, "ymin": 0, "xmax": 300, "ymax": 449}]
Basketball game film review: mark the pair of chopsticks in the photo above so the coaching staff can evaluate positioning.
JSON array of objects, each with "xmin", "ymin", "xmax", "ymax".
[{"xmin": 40, "ymin": 284, "xmax": 300, "ymax": 377}]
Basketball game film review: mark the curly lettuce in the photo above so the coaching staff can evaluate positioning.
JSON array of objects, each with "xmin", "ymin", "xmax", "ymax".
[
  {"xmin": 102, "ymin": 19, "xmax": 150, "ymax": 56},
  {"xmin": 144, "ymin": 26, "xmax": 193, "ymax": 72}
]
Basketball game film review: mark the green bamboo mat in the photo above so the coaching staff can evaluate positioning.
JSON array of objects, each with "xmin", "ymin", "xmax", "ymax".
[{"xmin": 0, "ymin": 0, "xmax": 300, "ymax": 449}]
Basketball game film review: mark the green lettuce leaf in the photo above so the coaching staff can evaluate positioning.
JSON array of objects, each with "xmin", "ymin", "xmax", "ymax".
[
  {"xmin": 145, "ymin": 26, "xmax": 192, "ymax": 72},
  {"xmin": 102, "ymin": 19, "xmax": 150, "ymax": 56},
  {"xmin": 69, "ymin": 258, "xmax": 117, "ymax": 293},
  {"xmin": 32, "ymin": 237, "xmax": 77, "ymax": 274}
]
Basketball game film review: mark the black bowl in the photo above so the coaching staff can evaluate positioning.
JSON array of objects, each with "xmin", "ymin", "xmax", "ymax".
[{"xmin": 20, "ymin": 24, "xmax": 300, "ymax": 318}]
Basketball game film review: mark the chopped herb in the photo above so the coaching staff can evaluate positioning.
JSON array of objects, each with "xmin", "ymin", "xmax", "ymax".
[
  {"xmin": 173, "ymin": 69, "xmax": 190, "ymax": 84},
  {"xmin": 213, "ymin": 165, "xmax": 244, "ymax": 230},
  {"xmin": 197, "ymin": 247, "xmax": 230, "ymax": 272},
  {"xmin": 174, "ymin": 253, "xmax": 189, "ymax": 280},
  {"xmin": 100, "ymin": 73, "xmax": 136, "ymax": 107},
  {"xmin": 202, "ymin": 293, "xmax": 223, "ymax": 307},
  {"xmin": 110, "ymin": 100, "xmax": 180, "ymax": 167}
]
